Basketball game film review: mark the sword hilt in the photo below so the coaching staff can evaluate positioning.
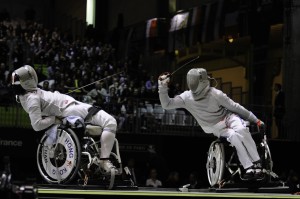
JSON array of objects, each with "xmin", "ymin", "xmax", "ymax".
[{"xmin": 158, "ymin": 72, "xmax": 171, "ymax": 81}]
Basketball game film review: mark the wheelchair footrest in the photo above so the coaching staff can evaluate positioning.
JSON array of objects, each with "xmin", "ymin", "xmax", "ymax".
[{"xmin": 265, "ymin": 170, "xmax": 279, "ymax": 179}]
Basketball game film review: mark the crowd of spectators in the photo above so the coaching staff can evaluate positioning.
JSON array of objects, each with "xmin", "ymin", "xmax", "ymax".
[
  {"xmin": 123, "ymin": 146, "xmax": 207, "ymax": 189},
  {"xmin": 0, "ymin": 18, "xmax": 184, "ymax": 132}
]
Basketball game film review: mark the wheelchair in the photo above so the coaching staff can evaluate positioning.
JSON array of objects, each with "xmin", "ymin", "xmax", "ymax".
[
  {"xmin": 36, "ymin": 120, "xmax": 134, "ymax": 189},
  {"xmin": 206, "ymin": 122, "xmax": 280, "ymax": 188}
]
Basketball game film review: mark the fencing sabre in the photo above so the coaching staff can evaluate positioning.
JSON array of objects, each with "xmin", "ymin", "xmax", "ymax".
[
  {"xmin": 159, "ymin": 55, "xmax": 200, "ymax": 80},
  {"xmin": 66, "ymin": 71, "xmax": 124, "ymax": 95},
  {"xmin": 169, "ymin": 55, "xmax": 200, "ymax": 77}
]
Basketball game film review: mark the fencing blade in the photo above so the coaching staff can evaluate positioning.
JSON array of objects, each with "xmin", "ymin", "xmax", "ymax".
[{"xmin": 169, "ymin": 55, "xmax": 200, "ymax": 77}]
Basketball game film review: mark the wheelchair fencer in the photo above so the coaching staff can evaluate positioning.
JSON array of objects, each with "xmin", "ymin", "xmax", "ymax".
[
  {"xmin": 206, "ymin": 121, "xmax": 280, "ymax": 188},
  {"xmin": 36, "ymin": 118, "xmax": 134, "ymax": 189}
]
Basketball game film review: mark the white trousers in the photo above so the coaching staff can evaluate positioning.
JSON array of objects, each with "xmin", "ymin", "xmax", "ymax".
[
  {"xmin": 62, "ymin": 101, "xmax": 117, "ymax": 159},
  {"xmin": 212, "ymin": 113, "xmax": 260, "ymax": 169}
]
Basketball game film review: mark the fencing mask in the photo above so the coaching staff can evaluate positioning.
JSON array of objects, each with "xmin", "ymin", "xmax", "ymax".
[{"xmin": 186, "ymin": 68, "xmax": 210, "ymax": 100}]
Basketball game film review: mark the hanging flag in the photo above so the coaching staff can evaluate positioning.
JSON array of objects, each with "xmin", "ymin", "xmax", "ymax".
[
  {"xmin": 168, "ymin": 12, "xmax": 190, "ymax": 52},
  {"xmin": 146, "ymin": 18, "xmax": 158, "ymax": 38},
  {"xmin": 169, "ymin": 12, "xmax": 189, "ymax": 32},
  {"xmin": 145, "ymin": 18, "xmax": 168, "ymax": 52}
]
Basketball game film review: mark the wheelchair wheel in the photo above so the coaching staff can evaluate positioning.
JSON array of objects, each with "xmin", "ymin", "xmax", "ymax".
[
  {"xmin": 36, "ymin": 127, "xmax": 81, "ymax": 184},
  {"xmin": 206, "ymin": 140, "xmax": 225, "ymax": 187},
  {"xmin": 258, "ymin": 141, "xmax": 273, "ymax": 181}
]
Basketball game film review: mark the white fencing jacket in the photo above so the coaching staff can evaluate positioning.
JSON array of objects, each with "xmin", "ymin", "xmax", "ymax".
[
  {"xmin": 159, "ymin": 85, "xmax": 259, "ymax": 134},
  {"xmin": 19, "ymin": 88, "xmax": 116, "ymax": 133}
]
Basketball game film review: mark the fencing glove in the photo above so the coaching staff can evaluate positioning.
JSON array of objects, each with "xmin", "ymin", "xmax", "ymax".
[{"xmin": 158, "ymin": 72, "xmax": 170, "ymax": 87}]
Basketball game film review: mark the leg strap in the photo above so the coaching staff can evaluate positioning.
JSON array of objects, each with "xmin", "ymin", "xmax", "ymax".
[{"xmin": 84, "ymin": 106, "xmax": 101, "ymax": 122}]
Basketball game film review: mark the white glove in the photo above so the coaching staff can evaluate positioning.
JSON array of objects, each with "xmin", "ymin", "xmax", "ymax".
[{"xmin": 158, "ymin": 72, "xmax": 170, "ymax": 87}]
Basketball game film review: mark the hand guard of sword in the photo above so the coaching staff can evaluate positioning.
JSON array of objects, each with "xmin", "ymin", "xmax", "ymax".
[
  {"xmin": 158, "ymin": 72, "xmax": 171, "ymax": 87},
  {"xmin": 157, "ymin": 56, "xmax": 200, "ymax": 88}
]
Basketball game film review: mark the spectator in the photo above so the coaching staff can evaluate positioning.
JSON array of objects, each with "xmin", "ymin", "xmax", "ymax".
[
  {"xmin": 184, "ymin": 171, "xmax": 204, "ymax": 189},
  {"xmin": 41, "ymin": 80, "xmax": 50, "ymax": 91},
  {"xmin": 145, "ymin": 75, "xmax": 157, "ymax": 92},
  {"xmin": 35, "ymin": 66, "xmax": 47, "ymax": 82},
  {"xmin": 117, "ymin": 104, "xmax": 127, "ymax": 131},
  {"xmin": 287, "ymin": 169, "xmax": 300, "ymax": 194},
  {"xmin": 93, "ymin": 95, "xmax": 105, "ymax": 107},
  {"xmin": 145, "ymin": 145, "xmax": 168, "ymax": 182},
  {"xmin": 87, "ymin": 81, "xmax": 109, "ymax": 103},
  {"xmin": 0, "ymin": 62, "xmax": 9, "ymax": 87},
  {"xmin": 169, "ymin": 82, "xmax": 182, "ymax": 98},
  {"xmin": 145, "ymin": 168, "xmax": 162, "ymax": 188},
  {"xmin": 107, "ymin": 86, "xmax": 120, "ymax": 115},
  {"xmin": 122, "ymin": 98, "xmax": 135, "ymax": 131},
  {"xmin": 164, "ymin": 171, "xmax": 181, "ymax": 188},
  {"xmin": 144, "ymin": 85, "xmax": 159, "ymax": 105}
]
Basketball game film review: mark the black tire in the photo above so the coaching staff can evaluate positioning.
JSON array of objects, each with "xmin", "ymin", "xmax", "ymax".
[{"xmin": 36, "ymin": 127, "xmax": 81, "ymax": 184}]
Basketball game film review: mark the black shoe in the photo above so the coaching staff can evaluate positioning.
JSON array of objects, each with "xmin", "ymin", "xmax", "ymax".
[
  {"xmin": 254, "ymin": 168, "xmax": 264, "ymax": 179},
  {"xmin": 243, "ymin": 168, "xmax": 255, "ymax": 180}
]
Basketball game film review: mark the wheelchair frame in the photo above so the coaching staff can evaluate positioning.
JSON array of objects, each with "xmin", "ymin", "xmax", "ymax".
[
  {"xmin": 206, "ymin": 123, "xmax": 280, "ymax": 188},
  {"xmin": 36, "ymin": 123, "xmax": 127, "ymax": 189}
]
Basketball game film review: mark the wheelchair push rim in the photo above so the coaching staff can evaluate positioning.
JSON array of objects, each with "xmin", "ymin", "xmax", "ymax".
[
  {"xmin": 206, "ymin": 140, "xmax": 225, "ymax": 187},
  {"xmin": 36, "ymin": 127, "xmax": 81, "ymax": 184}
]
